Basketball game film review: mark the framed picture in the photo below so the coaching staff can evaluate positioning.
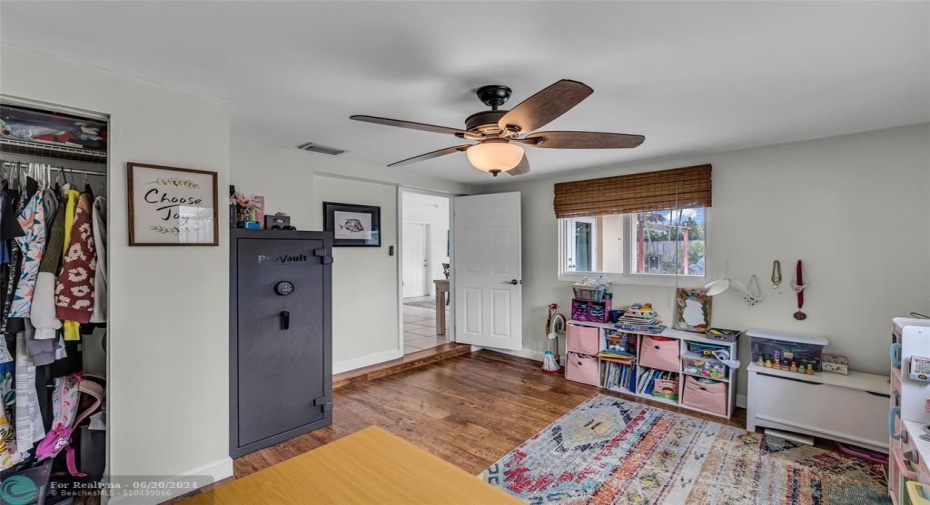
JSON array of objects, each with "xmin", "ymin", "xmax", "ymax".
[
  {"xmin": 127, "ymin": 162, "xmax": 218, "ymax": 246},
  {"xmin": 675, "ymin": 288, "xmax": 712, "ymax": 333},
  {"xmin": 323, "ymin": 202, "xmax": 381, "ymax": 247}
]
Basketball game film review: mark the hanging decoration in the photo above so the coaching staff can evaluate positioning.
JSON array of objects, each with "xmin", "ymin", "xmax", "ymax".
[
  {"xmin": 771, "ymin": 260, "xmax": 782, "ymax": 288},
  {"xmin": 791, "ymin": 260, "xmax": 809, "ymax": 320},
  {"xmin": 742, "ymin": 275, "xmax": 763, "ymax": 307}
]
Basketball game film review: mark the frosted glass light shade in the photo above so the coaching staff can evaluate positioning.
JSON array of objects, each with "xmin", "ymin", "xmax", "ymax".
[{"xmin": 466, "ymin": 142, "xmax": 524, "ymax": 175}]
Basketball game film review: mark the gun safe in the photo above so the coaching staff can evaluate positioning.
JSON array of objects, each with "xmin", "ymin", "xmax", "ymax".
[{"xmin": 229, "ymin": 229, "xmax": 333, "ymax": 457}]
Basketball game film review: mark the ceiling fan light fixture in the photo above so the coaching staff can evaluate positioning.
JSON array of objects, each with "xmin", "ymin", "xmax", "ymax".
[{"xmin": 466, "ymin": 141, "xmax": 524, "ymax": 177}]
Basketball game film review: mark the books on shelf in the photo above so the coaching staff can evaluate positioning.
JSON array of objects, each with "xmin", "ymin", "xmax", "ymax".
[
  {"xmin": 598, "ymin": 352, "xmax": 634, "ymax": 364},
  {"xmin": 614, "ymin": 303, "xmax": 666, "ymax": 334},
  {"xmin": 601, "ymin": 360, "xmax": 637, "ymax": 392},
  {"xmin": 635, "ymin": 367, "xmax": 679, "ymax": 397}
]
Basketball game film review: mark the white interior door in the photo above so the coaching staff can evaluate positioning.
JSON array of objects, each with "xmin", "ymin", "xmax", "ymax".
[
  {"xmin": 402, "ymin": 222, "xmax": 429, "ymax": 298},
  {"xmin": 453, "ymin": 192, "xmax": 522, "ymax": 350}
]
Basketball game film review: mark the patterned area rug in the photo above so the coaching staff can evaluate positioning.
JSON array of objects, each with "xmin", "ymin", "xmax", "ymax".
[
  {"xmin": 403, "ymin": 300, "xmax": 436, "ymax": 310},
  {"xmin": 480, "ymin": 394, "xmax": 889, "ymax": 504}
]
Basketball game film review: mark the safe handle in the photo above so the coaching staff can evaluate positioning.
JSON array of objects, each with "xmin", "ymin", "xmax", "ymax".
[{"xmin": 280, "ymin": 311, "xmax": 290, "ymax": 330}]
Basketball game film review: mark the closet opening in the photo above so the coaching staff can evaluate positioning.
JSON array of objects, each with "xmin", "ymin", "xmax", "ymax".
[
  {"xmin": 399, "ymin": 190, "xmax": 453, "ymax": 355},
  {"xmin": 0, "ymin": 96, "xmax": 109, "ymax": 503}
]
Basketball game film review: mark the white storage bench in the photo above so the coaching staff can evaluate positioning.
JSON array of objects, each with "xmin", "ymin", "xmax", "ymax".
[{"xmin": 746, "ymin": 363, "xmax": 889, "ymax": 453}]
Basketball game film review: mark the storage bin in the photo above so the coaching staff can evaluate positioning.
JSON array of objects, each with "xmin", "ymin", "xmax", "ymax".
[
  {"xmin": 565, "ymin": 352, "xmax": 600, "ymax": 386},
  {"xmin": 571, "ymin": 298, "xmax": 612, "ymax": 323},
  {"xmin": 747, "ymin": 329, "xmax": 829, "ymax": 372},
  {"xmin": 573, "ymin": 285, "xmax": 604, "ymax": 301},
  {"xmin": 639, "ymin": 335, "xmax": 680, "ymax": 372},
  {"xmin": 682, "ymin": 375, "xmax": 728, "ymax": 416},
  {"xmin": 567, "ymin": 324, "xmax": 600, "ymax": 355},
  {"xmin": 681, "ymin": 356, "xmax": 728, "ymax": 380}
]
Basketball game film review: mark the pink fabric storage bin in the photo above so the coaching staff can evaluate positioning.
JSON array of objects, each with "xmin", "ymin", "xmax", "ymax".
[
  {"xmin": 682, "ymin": 375, "xmax": 728, "ymax": 416},
  {"xmin": 565, "ymin": 352, "xmax": 600, "ymax": 386},
  {"xmin": 639, "ymin": 335, "xmax": 680, "ymax": 372},
  {"xmin": 567, "ymin": 324, "xmax": 600, "ymax": 355}
]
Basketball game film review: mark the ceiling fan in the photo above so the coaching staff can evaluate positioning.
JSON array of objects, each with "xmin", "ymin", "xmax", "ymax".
[{"xmin": 350, "ymin": 79, "xmax": 645, "ymax": 177}]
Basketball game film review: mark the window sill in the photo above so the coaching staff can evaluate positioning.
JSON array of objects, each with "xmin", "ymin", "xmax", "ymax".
[{"xmin": 558, "ymin": 272, "xmax": 708, "ymax": 289}]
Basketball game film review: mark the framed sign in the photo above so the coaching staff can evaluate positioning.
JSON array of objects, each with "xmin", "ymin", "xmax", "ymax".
[
  {"xmin": 323, "ymin": 202, "xmax": 381, "ymax": 247},
  {"xmin": 128, "ymin": 162, "xmax": 218, "ymax": 246}
]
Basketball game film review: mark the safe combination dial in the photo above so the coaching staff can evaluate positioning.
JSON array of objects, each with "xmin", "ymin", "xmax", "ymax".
[{"xmin": 274, "ymin": 281, "xmax": 295, "ymax": 296}]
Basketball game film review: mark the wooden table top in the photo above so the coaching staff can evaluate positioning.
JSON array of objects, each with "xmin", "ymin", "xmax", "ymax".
[{"xmin": 182, "ymin": 426, "xmax": 522, "ymax": 504}]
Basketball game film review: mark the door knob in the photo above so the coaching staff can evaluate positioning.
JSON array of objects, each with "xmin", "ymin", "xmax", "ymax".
[{"xmin": 502, "ymin": 279, "xmax": 520, "ymax": 285}]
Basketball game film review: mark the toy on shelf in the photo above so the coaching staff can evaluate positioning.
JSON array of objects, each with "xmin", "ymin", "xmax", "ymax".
[
  {"xmin": 822, "ymin": 354, "xmax": 849, "ymax": 375},
  {"xmin": 543, "ymin": 304, "xmax": 566, "ymax": 374},
  {"xmin": 706, "ymin": 327, "xmax": 740, "ymax": 342}
]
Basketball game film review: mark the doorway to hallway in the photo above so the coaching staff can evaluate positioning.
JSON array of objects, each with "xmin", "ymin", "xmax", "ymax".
[{"xmin": 400, "ymin": 190, "xmax": 452, "ymax": 354}]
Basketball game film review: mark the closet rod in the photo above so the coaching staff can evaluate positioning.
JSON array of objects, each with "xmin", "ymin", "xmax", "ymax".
[{"xmin": 0, "ymin": 160, "xmax": 106, "ymax": 177}]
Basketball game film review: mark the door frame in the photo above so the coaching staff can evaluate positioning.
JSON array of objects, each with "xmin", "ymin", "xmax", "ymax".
[
  {"xmin": 401, "ymin": 221, "xmax": 431, "ymax": 298},
  {"xmin": 398, "ymin": 188, "xmax": 455, "ymax": 353}
]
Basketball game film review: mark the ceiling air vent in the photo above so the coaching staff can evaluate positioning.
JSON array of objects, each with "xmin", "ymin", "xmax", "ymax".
[{"xmin": 296, "ymin": 142, "xmax": 347, "ymax": 156}]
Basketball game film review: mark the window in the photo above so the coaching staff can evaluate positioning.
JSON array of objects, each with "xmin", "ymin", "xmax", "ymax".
[
  {"xmin": 559, "ymin": 207, "xmax": 707, "ymax": 280},
  {"xmin": 560, "ymin": 216, "xmax": 622, "ymax": 274},
  {"xmin": 553, "ymin": 164, "xmax": 712, "ymax": 282}
]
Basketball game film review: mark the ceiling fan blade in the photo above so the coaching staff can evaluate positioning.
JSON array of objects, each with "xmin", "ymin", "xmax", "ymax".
[
  {"xmin": 519, "ymin": 131, "xmax": 645, "ymax": 149},
  {"xmin": 351, "ymin": 115, "xmax": 477, "ymax": 138},
  {"xmin": 387, "ymin": 145, "xmax": 472, "ymax": 167},
  {"xmin": 497, "ymin": 80, "xmax": 593, "ymax": 134},
  {"xmin": 506, "ymin": 154, "xmax": 530, "ymax": 176}
]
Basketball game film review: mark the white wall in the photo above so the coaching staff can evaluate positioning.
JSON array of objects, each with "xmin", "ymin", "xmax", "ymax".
[
  {"xmin": 480, "ymin": 123, "xmax": 930, "ymax": 395},
  {"xmin": 402, "ymin": 191, "xmax": 451, "ymax": 296},
  {"xmin": 314, "ymin": 176, "xmax": 400, "ymax": 368},
  {"xmin": 0, "ymin": 45, "xmax": 233, "ymax": 487},
  {"xmin": 230, "ymin": 140, "xmax": 470, "ymax": 373}
]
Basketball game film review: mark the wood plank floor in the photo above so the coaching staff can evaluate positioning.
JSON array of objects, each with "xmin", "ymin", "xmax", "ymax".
[{"xmin": 234, "ymin": 350, "xmax": 749, "ymax": 479}]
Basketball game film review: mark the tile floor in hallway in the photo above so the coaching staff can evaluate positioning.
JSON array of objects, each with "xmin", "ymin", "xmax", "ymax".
[{"xmin": 403, "ymin": 298, "xmax": 450, "ymax": 354}]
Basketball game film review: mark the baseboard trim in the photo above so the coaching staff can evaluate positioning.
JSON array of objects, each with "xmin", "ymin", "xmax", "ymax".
[
  {"xmin": 470, "ymin": 346, "xmax": 546, "ymax": 363},
  {"xmin": 333, "ymin": 349, "xmax": 404, "ymax": 374},
  {"xmin": 736, "ymin": 394, "xmax": 747, "ymax": 409},
  {"xmin": 107, "ymin": 457, "xmax": 233, "ymax": 504},
  {"xmin": 334, "ymin": 344, "xmax": 470, "ymax": 389}
]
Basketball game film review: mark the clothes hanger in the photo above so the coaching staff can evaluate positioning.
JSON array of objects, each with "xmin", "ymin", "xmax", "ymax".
[{"xmin": 83, "ymin": 172, "xmax": 94, "ymax": 198}]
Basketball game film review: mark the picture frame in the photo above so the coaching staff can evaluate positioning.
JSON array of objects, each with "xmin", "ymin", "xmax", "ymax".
[
  {"xmin": 127, "ymin": 162, "xmax": 218, "ymax": 246},
  {"xmin": 323, "ymin": 202, "xmax": 381, "ymax": 247},
  {"xmin": 674, "ymin": 288, "xmax": 712, "ymax": 333}
]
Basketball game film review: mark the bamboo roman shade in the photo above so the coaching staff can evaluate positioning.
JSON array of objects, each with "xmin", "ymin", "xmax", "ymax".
[{"xmin": 553, "ymin": 164, "xmax": 712, "ymax": 218}]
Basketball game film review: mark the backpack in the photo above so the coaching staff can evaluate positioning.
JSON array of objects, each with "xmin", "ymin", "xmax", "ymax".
[{"xmin": 35, "ymin": 371, "xmax": 104, "ymax": 476}]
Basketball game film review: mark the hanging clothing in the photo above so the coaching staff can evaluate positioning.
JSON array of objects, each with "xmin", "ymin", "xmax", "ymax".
[
  {"xmin": 8, "ymin": 190, "xmax": 47, "ymax": 318},
  {"xmin": 24, "ymin": 319, "xmax": 56, "ymax": 366},
  {"xmin": 55, "ymin": 189, "xmax": 80, "ymax": 340},
  {"xmin": 0, "ymin": 181, "xmax": 24, "ymax": 269},
  {"xmin": 0, "ymin": 182, "xmax": 25, "ymax": 241},
  {"xmin": 90, "ymin": 196, "xmax": 107, "ymax": 323},
  {"xmin": 1, "ymin": 182, "xmax": 31, "ymax": 333},
  {"xmin": 0, "ymin": 337, "xmax": 14, "ymax": 470},
  {"xmin": 14, "ymin": 333, "xmax": 45, "ymax": 458},
  {"xmin": 0, "ymin": 409, "xmax": 14, "ymax": 470},
  {"xmin": 0, "ymin": 335, "xmax": 13, "ymax": 419},
  {"xmin": 56, "ymin": 192, "xmax": 97, "ymax": 332},
  {"xmin": 32, "ymin": 192, "xmax": 66, "ymax": 340}
]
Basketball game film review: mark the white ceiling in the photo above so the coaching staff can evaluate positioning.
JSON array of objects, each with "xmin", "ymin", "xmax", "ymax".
[{"xmin": 2, "ymin": 1, "xmax": 928, "ymax": 184}]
